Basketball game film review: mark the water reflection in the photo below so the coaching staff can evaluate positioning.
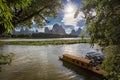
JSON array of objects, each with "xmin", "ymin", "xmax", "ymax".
[
  {"xmin": 0, "ymin": 44, "xmax": 102, "ymax": 80},
  {"xmin": 62, "ymin": 61, "xmax": 104, "ymax": 80},
  {"xmin": 62, "ymin": 44, "xmax": 101, "ymax": 57}
]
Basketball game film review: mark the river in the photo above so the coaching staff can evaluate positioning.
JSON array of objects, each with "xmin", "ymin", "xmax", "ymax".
[{"xmin": 0, "ymin": 43, "xmax": 103, "ymax": 80}]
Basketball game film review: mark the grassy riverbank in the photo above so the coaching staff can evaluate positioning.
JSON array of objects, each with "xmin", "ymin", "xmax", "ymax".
[{"xmin": 0, "ymin": 39, "xmax": 90, "ymax": 45}]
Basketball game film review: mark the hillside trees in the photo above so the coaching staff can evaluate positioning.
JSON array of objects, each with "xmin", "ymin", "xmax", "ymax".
[{"xmin": 0, "ymin": 0, "xmax": 62, "ymax": 34}]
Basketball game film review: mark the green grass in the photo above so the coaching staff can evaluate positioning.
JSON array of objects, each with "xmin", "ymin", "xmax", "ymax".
[{"xmin": 0, "ymin": 39, "xmax": 90, "ymax": 46}]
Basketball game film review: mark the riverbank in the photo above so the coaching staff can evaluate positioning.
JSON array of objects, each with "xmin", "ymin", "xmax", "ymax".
[{"xmin": 0, "ymin": 39, "xmax": 90, "ymax": 45}]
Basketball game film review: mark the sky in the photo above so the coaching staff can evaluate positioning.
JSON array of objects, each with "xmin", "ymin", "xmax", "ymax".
[{"xmin": 34, "ymin": 0, "xmax": 86, "ymax": 34}]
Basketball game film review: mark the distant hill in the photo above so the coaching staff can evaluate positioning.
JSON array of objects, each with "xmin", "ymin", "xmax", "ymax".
[
  {"xmin": 45, "ymin": 23, "xmax": 66, "ymax": 34},
  {"xmin": 70, "ymin": 28, "xmax": 82, "ymax": 36},
  {"xmin": 12, "ymin": 23, "xmax": 83, "ymax": 38}
]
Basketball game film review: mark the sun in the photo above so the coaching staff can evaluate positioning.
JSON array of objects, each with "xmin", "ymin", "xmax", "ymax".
[
  {"xmin": 66, "ymin": 5, "xmax": 74, "ymax": 13},
  {"xmin": 64, "ymin": 3, "xmax": 76, "ymax": 13}
]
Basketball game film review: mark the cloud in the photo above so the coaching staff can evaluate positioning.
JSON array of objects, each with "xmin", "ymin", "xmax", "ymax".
[
  {"xmin": 67, "ymin": 0, "xmax": 71, "ymax": 2},
  {"xmin": 45, "ymin": 25, "xmax": 53, "ymax": 30},
  {"xmin": 77, "ymin": 18, "xmax": 86, "ymax": 27},
  {"xmin": 65, "ymin": 28, "xmax": 72, "ymax": 34},
  {"xmin": 90, "ymin": 9, "xmax": 96, "ymax": 16},
  {"xmin": 38, "ymin": 25, "xmax": 53, "ymax": 32},
  {"xmin": 64, "ymin": 25, "xmax": 74, "ymax": 29},
  {"xmin": 61, "ymin": 1, "xmax": 85, "ymax": 29},
  {"xmin": 32, "ymin": 17, "xmax": 36, "ymax": 24}
]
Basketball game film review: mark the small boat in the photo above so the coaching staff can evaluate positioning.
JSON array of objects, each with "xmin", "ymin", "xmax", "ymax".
[{"xmin": 59, "ymin": 53, "xmax": 107, "ymax": 77}]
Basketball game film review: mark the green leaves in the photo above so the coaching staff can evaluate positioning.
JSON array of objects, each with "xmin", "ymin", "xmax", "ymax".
[
  {"xmin": 0, "ymin": 0, "xmax": 13, "ymax": 33},
  {"xmin": 82, "ymin": 0, "xmax": 120, "ymax": 46},
  {"xmin": 0, "ymin": 0, "xmax": 62, "ymax": 34},
  {"xmin": 82, "ymin": 1, "xmax": 120, "ymax": 79},
  {"xmin": 0, "ymin": 0, "xmax": 32, "ymax": 34},
  {"xmin": 8, "ymin": 0, "xmax": 31, "ymax": 9},
  {"xmin": 101, "ymin": 45, "xmax": 120, "ymax": 80}
]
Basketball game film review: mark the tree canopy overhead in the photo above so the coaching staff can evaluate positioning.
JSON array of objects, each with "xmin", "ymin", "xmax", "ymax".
[
  {"xmin": 0, "ymin": 0, "xmax": 62, "ymax": 34},
  {"xmin": 82, "ymin": 0, "xmax": 120, "ymax": 46},
  {"xmin": 0, "ymin": 0, "xmax": 32, "ymax": 34}
]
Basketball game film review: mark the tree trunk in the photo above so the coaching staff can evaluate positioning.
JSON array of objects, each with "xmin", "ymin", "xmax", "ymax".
[{"xmin": 0, "ymin": 24, "xmax": 6, "ymax": 35}]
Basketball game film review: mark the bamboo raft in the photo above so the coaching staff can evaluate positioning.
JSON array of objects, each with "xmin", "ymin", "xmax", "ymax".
[{"xmin": 59, "ymin": 53, "xmax": 107, "ymax": 76}]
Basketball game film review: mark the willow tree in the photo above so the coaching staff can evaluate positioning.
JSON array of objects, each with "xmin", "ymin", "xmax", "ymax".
[
  {"xmin": 81, "ymin": 0, "xmax": 120, "ymax": 79},
  {"xmin": 0, "ymin": 0, "xmax": 62, "ymax": 34}
]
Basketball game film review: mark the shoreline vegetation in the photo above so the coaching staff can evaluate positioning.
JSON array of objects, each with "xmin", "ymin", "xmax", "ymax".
[
  {"xmin": 0, "ymin": 39, "xmax": 90, "ymax": 46},
  {"xmin": 0, "ymin": 53, "xmax": 14, "ymax": 65}
]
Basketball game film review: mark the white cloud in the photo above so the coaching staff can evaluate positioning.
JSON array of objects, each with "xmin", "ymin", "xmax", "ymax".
[
  {"xmin": 46, "ymin": 25, "xmax": 53, "ymax": 30},
  {"xmin": 32, "ymin": 17, "xmax": 36, "ymax": 24},
  {"xmin": 37, "ymin": 25, "xmax": 53, "ymax": 32},
  {"xmin": 92, "ymin": 11, "xmax": 96, "ymax": 16},
  {"xmin": 38, "ymin": 28, "xmax": 44, "ymax": 32},
  {"xmin": 67, "ymin": 0, "xmax": 71, "ymax": 2},
  {"xmin": 62, "ymin": 1, "xmax": 85, "ymax": 28},
  {"xmin": 90, "ymin": 9, "xmax": 96, "ymax": 16},
  {"xmin": 65, "ymin": 28, "xmax": 72, "ymax": 34}
]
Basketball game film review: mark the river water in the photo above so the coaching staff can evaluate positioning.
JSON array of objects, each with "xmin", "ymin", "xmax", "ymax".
[{"xmin": 0, "ymin": 43, "xmax": 103, "ymax": 80}]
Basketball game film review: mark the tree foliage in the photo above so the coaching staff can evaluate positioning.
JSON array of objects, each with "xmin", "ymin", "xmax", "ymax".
[
  {"xmin": 101, "ymin": 46, "xmax": 120, "ymax": 80},
  {"xmin": 0, "ymin": 0, "xmax": 31, "ymax": 34},
  {"xmin": 11, "ymin": 0, "xmax": 62, "ymax": 26},
  {"xmin": 82, "ymin": 0, "xmax": 120, "ymax": 46},
  {"xmin": 82, "ymin": 0, "xmax": 120, "ymax": 79},
  {"xmin": 0, "ymin": 0, "xmax": 62, "ymax": 34}
]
